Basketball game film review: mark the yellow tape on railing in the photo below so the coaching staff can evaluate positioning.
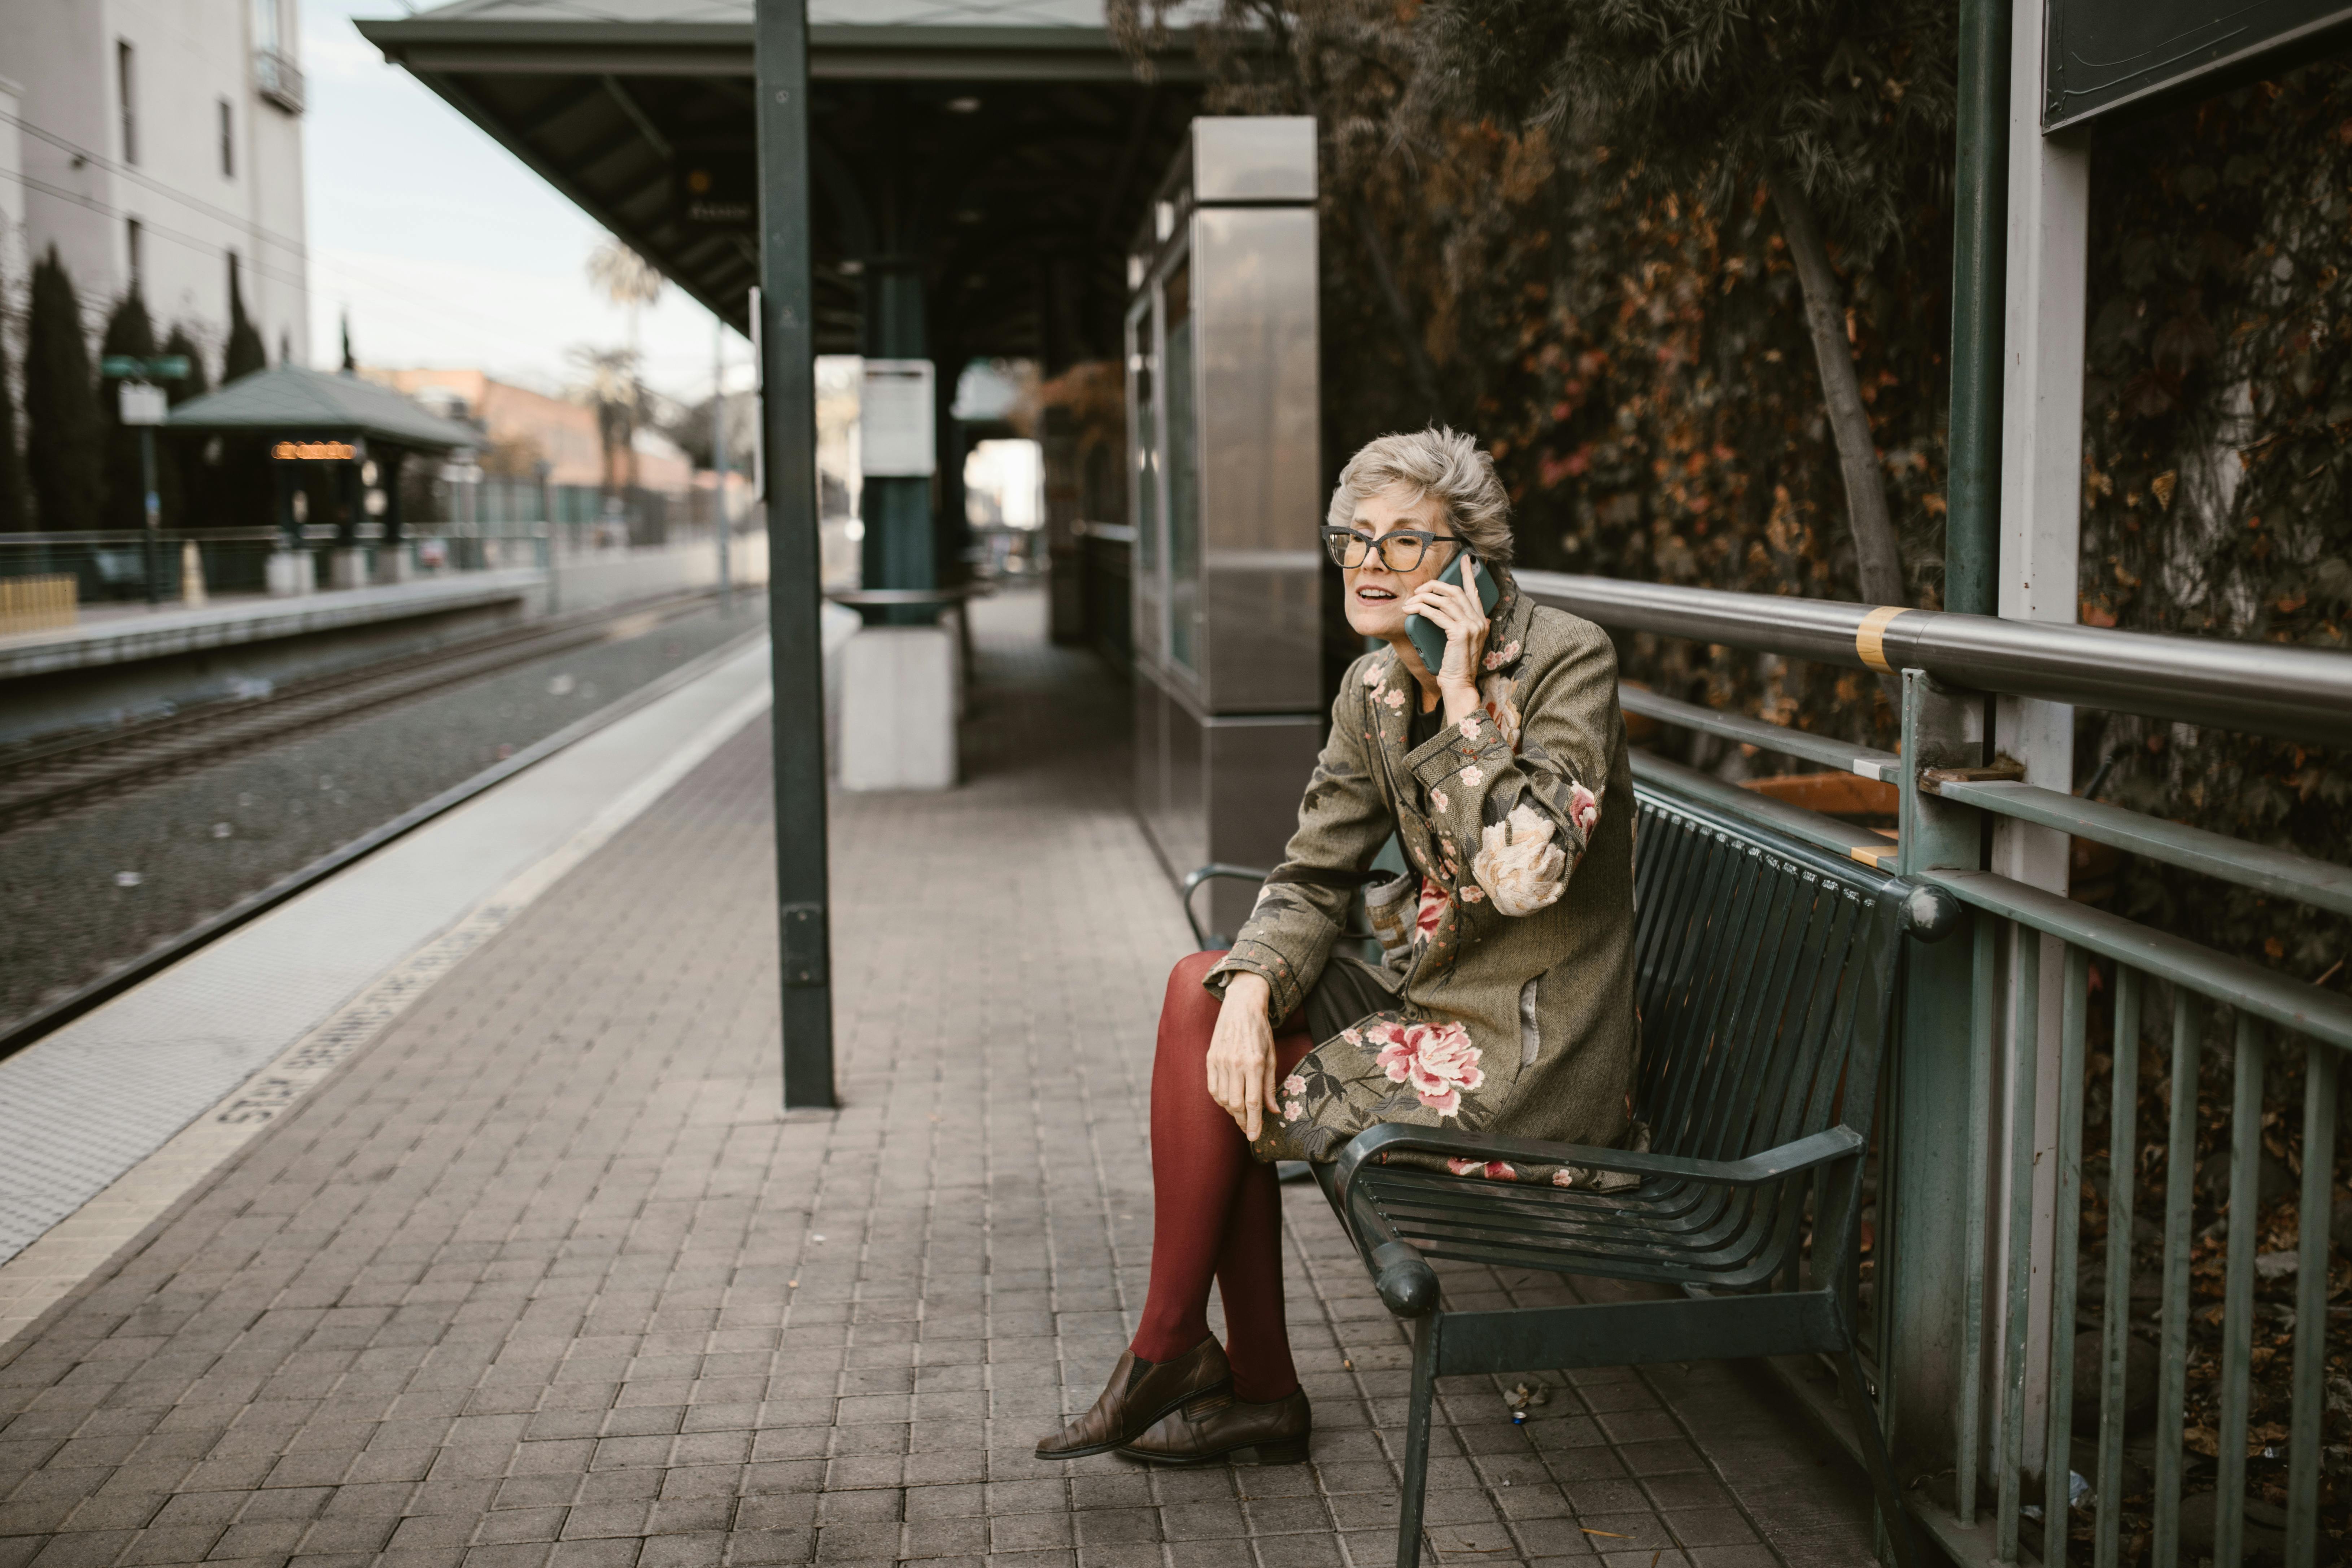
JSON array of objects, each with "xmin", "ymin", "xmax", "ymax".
[{"xmin": 1854, "ymin": 605, "xmax": 1908, "ymax": 673}]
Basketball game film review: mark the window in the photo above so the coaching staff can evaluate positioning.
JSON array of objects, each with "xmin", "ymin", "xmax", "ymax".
[
  {"xmin": 126, "ymin": 219, "xmax": 143, "ymax": 291},
  {"xmin": 252, "ymin": 0, "xmax": 281, "ymax": 55},
  {"xmin": 117, "ymin": 42, "xmax": 136, "ymax": 165},
  {"xmin": 219, "ymin": 99, "xmax": 234, "ymax": 177}
]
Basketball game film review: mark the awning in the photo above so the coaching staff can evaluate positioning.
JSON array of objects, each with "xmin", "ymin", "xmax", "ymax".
[
  {"xmin": 166, "ymin": 365, "xmax": 482, "ymax": 451},
  {"xmin": 356, "ymin": 0, "xmax": 1203, "ymax": 359}
]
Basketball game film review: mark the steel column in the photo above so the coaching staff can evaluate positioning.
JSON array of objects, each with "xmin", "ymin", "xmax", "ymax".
[
  {"xmin": 860, "ymin": 115, "xmax": 936, "ymax": 612},
  {"xmin": 1991, "ymin": 0, "xmax": 2090, "ymax": 1490},
  {"xmin": 1887, "ymin": 671, "xmax": 1990, "ymax": 1489},
  {"xmin": 755, "ymin": 0, "xmax": 837, "ymax": 1109},
  {"xmin": 1945, "ymin": 0, "xmax": 2009, "ymax": 618}
]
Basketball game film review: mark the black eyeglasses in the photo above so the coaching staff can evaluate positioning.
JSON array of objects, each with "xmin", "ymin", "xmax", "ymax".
[{"xmin": 1322, "ymin": 526, "xmax": 1467, "ymax": 572}]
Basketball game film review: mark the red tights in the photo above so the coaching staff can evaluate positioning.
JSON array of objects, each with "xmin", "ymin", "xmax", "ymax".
[{"xmin": 1130, "ymin": 951, "xmax": 1314, "ymax": 1402}]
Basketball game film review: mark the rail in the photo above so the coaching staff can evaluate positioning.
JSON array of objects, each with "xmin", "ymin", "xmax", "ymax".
[
  {"xmin": 1518, "ymin": 570, "xmax": 2352, "ymax": 747},
  {"xmin": 1519, "ymin": 573, "xmax": 2352, "ymax": 1568}
]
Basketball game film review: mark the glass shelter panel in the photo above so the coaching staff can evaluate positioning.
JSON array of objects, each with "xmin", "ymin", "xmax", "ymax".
[
  {"xmin": 1126, "ymin": 298, "xmax": 1162, "ymax": 672},
  {"xmin": 1192, "ymin": 206, "xmax": 1319, "ymax": 711},
  {"xmin": 1164, "ymin": 265, "xmax": 1200, "ymax": 674}
]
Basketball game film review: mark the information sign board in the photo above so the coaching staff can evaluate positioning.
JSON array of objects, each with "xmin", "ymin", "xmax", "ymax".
[
  {"xmin": 101, "ymin": 354, "xmax": 191, "ymax": 380},
  {"xmin": 2046, "ymin": 0, "xmax": 2352, "ymax": 129},
  {"xmin": 117, "ymin": 384, "xmax": 167, "ymax": 426},
  {"xmin": 859, "ymin": 360, "xmax": 936, "ymax": 478}
]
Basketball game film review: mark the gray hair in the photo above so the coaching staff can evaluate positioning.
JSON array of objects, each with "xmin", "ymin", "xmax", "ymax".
[{"xmin": 1327, "ymin": 427, "xmax": 1514, "ymax": 564}]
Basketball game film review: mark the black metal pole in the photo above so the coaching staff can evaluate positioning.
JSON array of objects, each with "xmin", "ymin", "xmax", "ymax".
[
  {"xmin": 1945, "ymin": 0, "xmax": 2010, "ymax": 617},
  {"xmin": 139, "ymin": 424, "xmax": 161, "ymax": 604},
  {"xmin": 755, "ymin": 0, "xmax": 837, "ymax": 1109}
]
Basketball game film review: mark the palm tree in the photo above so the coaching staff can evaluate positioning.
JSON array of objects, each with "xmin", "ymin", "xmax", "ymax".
[
  {"xmin": 568, "ymin": 343, "xmax": 643, "ymax": 500},
  {"xmin": 587, "ymin": 239, "xmax": 663, "ymax": 368}
]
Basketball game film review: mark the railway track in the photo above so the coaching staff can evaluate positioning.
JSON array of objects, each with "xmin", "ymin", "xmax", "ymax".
[{"xmin": 0, "ymin": 590, "xmax": 725, "ymax": 833}]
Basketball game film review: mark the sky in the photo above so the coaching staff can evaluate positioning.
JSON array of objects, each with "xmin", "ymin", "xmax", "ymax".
[{"xmin": 300, "ymin": 0, "xmax": 746, "ymax": 402}]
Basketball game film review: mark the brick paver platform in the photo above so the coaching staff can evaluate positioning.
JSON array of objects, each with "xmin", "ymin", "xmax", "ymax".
[{"xmin": 0, "ymin": 592, "xmax": 1876, "ymax": 1568}]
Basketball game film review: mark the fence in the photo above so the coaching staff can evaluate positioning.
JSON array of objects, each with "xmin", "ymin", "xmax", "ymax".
[
  {"xmin": 0, "ymin": 574, "xmax": 76, "ymax": 636},
  {"xmin": 0, "ymin": 527, "xmax": 552, "ymax": 606},
  {"xmin": 1517, "ymin": 572, "xmax": 2351, "ymax": 1568}
]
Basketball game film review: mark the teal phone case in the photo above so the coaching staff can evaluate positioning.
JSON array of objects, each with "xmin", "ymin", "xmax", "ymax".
[{"xmin": 1405, "ymin": 555, "xmax": 1500, "ymax": 674}]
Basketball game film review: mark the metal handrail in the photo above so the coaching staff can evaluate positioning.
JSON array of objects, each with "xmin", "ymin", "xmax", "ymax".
[
  {"xmin": 1621, "ymin": 686, "xmax": 1899, "ymax": 781},
  {"xmin": 1540, "ymin": 572, "xmax": 2352, "ymax": 1564},
  {"xmin": 1520, "ymin": 570, "xmax": 2352, "ymax": 747},
  {"xmin": 1926, "ymin": 867, "xmax": 2352, "ymax": 1051},
  {"xmin": 1930, "ymin": 775, "xmax": 2352, "ymax": 918}
]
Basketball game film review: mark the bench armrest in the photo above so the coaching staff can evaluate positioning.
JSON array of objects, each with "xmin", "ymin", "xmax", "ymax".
[
  {"xmin": 1327, "ymin": 1123, "xmax": 1864, "ymax": 1316},
  {"xmin": 1179, "ymin": 864, "xmax": 1270, "ymax": 949},
  {"xmin": 1179, "ymin": 862, "xmax": 1383, "ymax": 951}
]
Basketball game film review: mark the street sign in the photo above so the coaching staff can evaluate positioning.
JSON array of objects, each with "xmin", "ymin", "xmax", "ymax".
[
  {"xmin": 100, "ymin": 354, "xmax": 191, "ymax": 380},
  {"xmin": 118, "ymin": 383, "xmax": 168, "ymax": 426},
  {"xmin": 2045, "ymin": 0, "xmax": 2352, "ymax": 129}
]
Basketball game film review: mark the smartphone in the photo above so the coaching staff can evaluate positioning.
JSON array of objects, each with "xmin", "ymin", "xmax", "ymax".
[{"xmin": 1406, "ymin": 552, "xmax": 1501, "ymax": 675}]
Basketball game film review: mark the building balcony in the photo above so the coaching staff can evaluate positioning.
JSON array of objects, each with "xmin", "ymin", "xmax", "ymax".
[{"xmin": 254, "ymin": 47, "xmax": 303, "ymax": 113}]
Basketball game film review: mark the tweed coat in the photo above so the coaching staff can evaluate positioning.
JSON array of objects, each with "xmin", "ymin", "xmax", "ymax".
[{"xmin": 1204, "ymin": 568, "xmax": 1640, "ymax": 1187}]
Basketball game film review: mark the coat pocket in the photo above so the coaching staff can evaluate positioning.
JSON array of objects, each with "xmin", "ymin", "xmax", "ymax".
[{"xmin": 1362, "ymin": 871, "xmax": 1418, "ymax": 971}]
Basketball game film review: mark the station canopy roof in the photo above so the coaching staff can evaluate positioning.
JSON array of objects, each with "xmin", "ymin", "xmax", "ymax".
[
  {"xmin": 357, "ymin": 0, "xmax": 1205, "ymax": 361},
  {"xmin": 166, "ymin": 366, "xmax": 483, "ymax": 451}
]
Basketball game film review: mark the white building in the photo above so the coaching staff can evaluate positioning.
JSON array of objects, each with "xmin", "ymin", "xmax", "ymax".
[{"xmin": 0, "ymin": 0, "xmax": 310, "ymax": 377}]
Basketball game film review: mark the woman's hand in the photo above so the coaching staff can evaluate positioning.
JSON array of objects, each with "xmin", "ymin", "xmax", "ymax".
[
  {"xmin": 1207, "ymin": 973, "xmax": 1282, "ymax": 1140},
  {"xmin": 1402, "ymin": 562, "xmax": 1492, "ymax": 724}
]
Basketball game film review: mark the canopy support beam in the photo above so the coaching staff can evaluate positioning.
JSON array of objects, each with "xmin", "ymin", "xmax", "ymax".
[{"xmin": 756, "ymin": 0, "xmax": 837, "ymax": 1110}]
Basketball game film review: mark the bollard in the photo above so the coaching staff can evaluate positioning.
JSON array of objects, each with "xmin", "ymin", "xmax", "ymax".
[{"xmin": 180, "ymin": 540, "xmax": 207, "ymax": 606}]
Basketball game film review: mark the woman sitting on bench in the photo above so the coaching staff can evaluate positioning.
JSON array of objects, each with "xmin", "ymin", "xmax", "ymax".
[{"xmin": 1037, "ymin": 427, "xmax": 1640, "ymax": 1467}]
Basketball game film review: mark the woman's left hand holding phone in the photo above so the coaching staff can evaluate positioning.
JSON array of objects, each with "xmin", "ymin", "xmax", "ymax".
[{"xmin": 1402, "ymin": 560, "xmax": 1492, "ymax": 725}]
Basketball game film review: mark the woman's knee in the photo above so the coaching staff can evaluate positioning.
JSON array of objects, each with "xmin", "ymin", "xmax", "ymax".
[
  {"xmin": 1166, "ymin": 950, "xmax": 1225, "ymax": 996},
  {"xmin": 1160, "ymin": 951, "xmax": 1227, "ymax": 1042}
]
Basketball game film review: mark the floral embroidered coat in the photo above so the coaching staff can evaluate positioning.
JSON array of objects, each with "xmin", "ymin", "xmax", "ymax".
[{"xmin": 1204, "ymin": 569, "xmax": 1638, "ymax": 1187}]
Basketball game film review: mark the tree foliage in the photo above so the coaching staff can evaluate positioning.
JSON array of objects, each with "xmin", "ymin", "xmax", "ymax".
[
  {"xmin": 24, "ymin": 249, "xmax": 102, "ymax": 531},
  {"xmin": 2070, "ymin": 74, "xmax": 2352, "ymax": 983},
  {"xmin": 98, "ymin": 289, "xmax": 159, "ymax": 532},
  {"xmin": 224, "ymin": 264, "xmax": 267, "ymax": 385},
  {"xmin": 0, "ymin": 258, "xmax": 26, "ymax": 533},
  {"xmin": 1411, "ymin": 0, "xmax": 1955, "ymax": 606},
  {"xmin": 157, "ymin": 324, "xmax": 208, "ymax": 529}
]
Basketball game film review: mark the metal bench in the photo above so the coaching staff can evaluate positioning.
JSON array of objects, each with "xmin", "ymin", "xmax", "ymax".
[{"xmin": 1189, "ymin": 781, "xmax": 1955, "ymax": 1568}]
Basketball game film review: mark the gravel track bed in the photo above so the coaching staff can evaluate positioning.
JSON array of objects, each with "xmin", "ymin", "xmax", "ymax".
[{"xmin": 0, "ymin": 593, "xmax": 768, "ymax": 1037}]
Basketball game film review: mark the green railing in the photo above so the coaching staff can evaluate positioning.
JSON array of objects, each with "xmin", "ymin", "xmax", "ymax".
[{"xmin": 1519, "ymin": 571, "xmax": 2352, "ymax": 1568}]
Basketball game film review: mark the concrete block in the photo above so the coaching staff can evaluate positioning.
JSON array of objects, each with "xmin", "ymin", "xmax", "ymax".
[
  {"xmin": 179, "ymin": 540, "xmax": 206, "ymax": 607},
  {"xmin": 328, "ymin": 549, "xmax": 369, "ymax": 590},
  {"xmin": 377, "ymin": 549, "xmax": 415, "ymax": 585},
  {"xmin": 265, "ymin": 549, "xmax": 312, "ymax": 597},
  {"xmin": 837, "ymin": 626, "xmax": 956, "ymax": 791}
]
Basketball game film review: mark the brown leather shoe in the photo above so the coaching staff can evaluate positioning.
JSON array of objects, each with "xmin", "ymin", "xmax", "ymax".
[
  {"xmin": 1034, "ymin": 1338, "xmax": 1231, "ymax": 1460},
  {"xmin": 1117, "ymin": 1384, "xmax": 1311, "ymax": 1466}
]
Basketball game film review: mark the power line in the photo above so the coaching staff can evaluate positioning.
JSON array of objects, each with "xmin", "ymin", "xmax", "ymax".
[
  {"xmin": 0, "ymin": 165, "xmax": 550, "ymax": 366},
  {"xmin": 1, "ymin": 161, "xmax": 721, "ymax": 389},
  {"xmin": 0, "ymin": 166, "xmax": 312, "ymax": 299},
  {"xmin": 0, "ymin": 109, "xmax": 310, "ymax": 264}
]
